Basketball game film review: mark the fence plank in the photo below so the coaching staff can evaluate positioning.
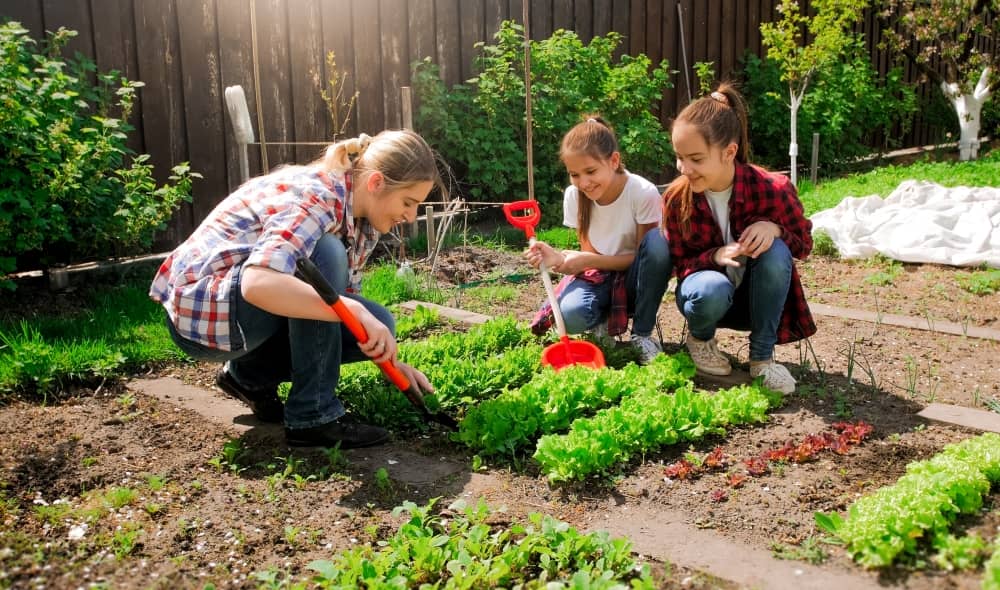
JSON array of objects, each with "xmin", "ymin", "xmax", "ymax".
[
  {"xmin": 460, "ymin": 0, "xmax": 485, "ymax": 82},
  {"xmin": 288, "ymin": 0, "xmax": 327, "ymax": 161},
  {"xmin": 2, "ymin": 1, "xmax": 44, "ymax": 38},
  {"xmin": 134, "ymin": 0, "xmax": 192, "ymax": 244},
  {"xmin": 321, "ymin": 0, "xmax": 357, "ymax": 139},
  {"xmin": 628, "ymin": 0, "xmax": 644, "ymax": 56},
  {"xmin": 660, "ymin": 0, "xmax": 679, "ymax": 119},
  {"xmin": 217, "ymin": 0, "xmax": 260, "ymax": 188},
  {"xmin": 574, "ymin": 0, "xmax": 592, "ymax": 41},
  {"xmin": 177, "ymin": 0, "xmax": 228, "ymax": 221},
  {"xmin": 530, "ymin": 0, "xmax": 552, "ymax": 39},
  {"xmin": 255, "ymin": 0, "xmax": 294, "ymax": 168},
  {"xmin": 593, "ymin": 0, "xmax": 610, "ymax": 38},
  {"xmin": 720, "ymin": 0, "xmax": 735, "ymax": 79},
  {"xmin": 436, "ymin": 0, "xmax": 461, "ymax": 86},
  {"xmin": 553, "ymin": 0, "xmax": 572, "ymax": 32},
  {"xmin": 380, "ymin": 0, "xmax": 408, "ymax": 129},
  {"xmin": 41, "ymin": 0, "xmax": 93, "ymax": 58},
  {"xmin": 611, "ymin": 0, "xmax": 628, "ymax": 59},
  {"xmin": 91, "ymin": 0, "xmax": 143, "ymax": 155},
  {"xmin": 485, "ymin": 0, "xmax": 508, "ymax": 40}
]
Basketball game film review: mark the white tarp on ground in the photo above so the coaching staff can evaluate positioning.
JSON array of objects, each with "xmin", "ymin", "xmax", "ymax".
[{"xmin": 810, "ymin": 180, "xmax": 1000, "ymax": 268}]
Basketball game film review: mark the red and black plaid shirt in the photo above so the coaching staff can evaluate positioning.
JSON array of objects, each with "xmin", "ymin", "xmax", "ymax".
[{"xmin": 663, "ymin": 162, "xmax": 816, "ymax": 344}]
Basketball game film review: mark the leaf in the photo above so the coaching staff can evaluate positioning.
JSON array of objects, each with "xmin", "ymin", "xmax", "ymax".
[{"xmin": 814, "ymin": 511, "xmax": 843, "ymax": 534}]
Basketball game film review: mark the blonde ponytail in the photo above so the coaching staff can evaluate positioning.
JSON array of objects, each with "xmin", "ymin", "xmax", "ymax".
[{"xmin": 322, "ymin": 133, "xmax": 372, "ymax": 172}]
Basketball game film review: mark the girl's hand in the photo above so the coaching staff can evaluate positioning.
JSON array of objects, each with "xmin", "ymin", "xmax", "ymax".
[
  {"xmin": 525, "ymin": 241, "xmax": 565, "ymax": 271},
  {"xmin": 739, "ymin": 221, "xmax": 780, "ymax": 258},
  {"xmin": 395, "ymin": 361, "xmax": 435, "ymax": 395},
  {"xmin": 358, "ymin": 313, "xmax": 397, "ymax": 363},
  {"xmin": 713, "ymin": 243, "xmax": 746, "ymax": 268}
]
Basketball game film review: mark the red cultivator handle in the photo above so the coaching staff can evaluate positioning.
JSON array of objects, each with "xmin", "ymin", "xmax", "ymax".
[
  {"xmin": 503, "ymin": 201, "xmax": 605, "ymax": 371},
  {"xmin": 295, "ymin": 258, "xmax": 457, "ymax": 430}
]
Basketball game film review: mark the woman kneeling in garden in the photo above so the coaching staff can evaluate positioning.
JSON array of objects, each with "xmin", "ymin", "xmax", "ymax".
[
  {"xmin": 662, "ymin": 84, "xmax": 815, "ymax": 393},
  {"xmin": 150, "ymin": 130, "xmax": 444, "ymax": 448}
]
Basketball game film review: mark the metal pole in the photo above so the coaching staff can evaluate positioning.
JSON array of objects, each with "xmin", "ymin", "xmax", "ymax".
[
  {"xmin": 424, "ymin": 205, "xmax": 435, "ymax": 259},
  {"xmin": 677, "ymin": 1, "xmax": 692, "ymax": 103},
  {"xmin": 810, "ymin": 133, "xmax": 820, "ymax": 184}
]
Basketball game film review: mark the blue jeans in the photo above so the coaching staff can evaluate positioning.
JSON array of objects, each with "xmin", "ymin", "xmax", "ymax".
[
  {"xmin": 558, "ymin": 229, "xmax": 672, "ymax": 336},
  {"xmin": 165, "ymin": 234, "xmax": 393, "ymax": 428},
  {"xmin": 675, "ymin": 239, "xmax": 792, "ymax": 361}
]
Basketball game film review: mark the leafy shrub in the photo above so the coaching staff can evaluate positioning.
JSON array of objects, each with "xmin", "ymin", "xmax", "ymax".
[
  {"xmin": 955, "ymin": 267, "xmax": 1000, "ymax": 296},
  {"xmin": 741, "ymin": 37, "xmax": 917, "ymax": 175},
  {"xmin": 0, "ymin": 22, "xmax": 196, "ymax": 281},
  {"xmin": 413, "ymin": 21, "xmax": 672, "ymax": 224},
  {"xmin": 811, "ymin": 230, "xmax": 839, "ymax": 257}
]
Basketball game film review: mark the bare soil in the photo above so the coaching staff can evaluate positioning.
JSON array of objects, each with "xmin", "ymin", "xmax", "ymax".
[{"xmin": 1, "ymin": 245, "xmax": 998, "ymax": 589}]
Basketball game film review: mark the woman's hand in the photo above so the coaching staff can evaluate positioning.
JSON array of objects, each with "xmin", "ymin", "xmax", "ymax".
[
  {"xmin": 739, "ymin": 221, "xmax": 781, "ymax": 258},
  {"xmin": 357, "ymin": 311, "xmax": 397, "ymax": 363},
  {"xmin": 395, "ymin": 361, "xmax": 435, "ymax": 395}
]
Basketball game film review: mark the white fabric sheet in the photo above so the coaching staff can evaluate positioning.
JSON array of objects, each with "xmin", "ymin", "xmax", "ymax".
[{"xmin": 810, "ymin": 180, "xmax": 1000, "ymax": 268}]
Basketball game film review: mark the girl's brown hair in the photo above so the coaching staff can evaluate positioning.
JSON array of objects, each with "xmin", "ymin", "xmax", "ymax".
[
  {"xmin": 320, "ymin": 129, "xmax": 448, "ymax": 200},
  {"xmin": 663, "ymin": 83, "xmax": 750, "ymax": 240},
  {"xmin": 559, "ymin": 115, "xmax": 625, "ymax": 241}
]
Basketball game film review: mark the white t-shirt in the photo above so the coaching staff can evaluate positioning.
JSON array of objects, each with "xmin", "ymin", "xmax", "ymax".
[{"xmin": 563, "ymin": 172, "xmax": 661, "ymax": 256}]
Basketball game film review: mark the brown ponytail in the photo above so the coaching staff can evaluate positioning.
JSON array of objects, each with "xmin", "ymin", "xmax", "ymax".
[{"xmin": 665, "ymin": 82, "xmax": 750, "ymax": 240}]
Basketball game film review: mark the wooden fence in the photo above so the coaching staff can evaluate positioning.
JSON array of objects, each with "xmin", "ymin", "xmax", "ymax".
[{"xmin": 0, "ymin": 0, "xmax": 990, "ymax": 244}]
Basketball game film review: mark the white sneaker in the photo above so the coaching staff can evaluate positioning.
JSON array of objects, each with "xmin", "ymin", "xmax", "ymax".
[
  {"xmin": 750, "ymin": 360, "xmax": 796, "ymax": 394},
  {"xmin": 630, "ymin": 334, "xmax": 662, "ymax": 365},
  {"xmin": 685, "ymin": 335, "xmax": 732, "ymax": 376}
]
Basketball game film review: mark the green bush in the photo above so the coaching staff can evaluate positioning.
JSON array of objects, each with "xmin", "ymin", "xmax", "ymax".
[
  {"xmin": 741, "ymin": 37, "xmax": 917, "ymax": 175},
  {"xmin": 413, "ymin": 21, "xmax": 672, "ymax": 224},
  {"xmin": 0, "ymin": 22, "xmax": 197, "ymax": 282}
]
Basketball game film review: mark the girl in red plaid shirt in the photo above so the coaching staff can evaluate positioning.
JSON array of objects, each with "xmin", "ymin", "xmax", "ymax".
[{"xmin": 662, "ymin": 84, "xmax": 816, "ymax": 394}]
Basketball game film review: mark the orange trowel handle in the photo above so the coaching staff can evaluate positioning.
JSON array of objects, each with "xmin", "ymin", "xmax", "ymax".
[{"xmin": 294, "ymin": 258, "xmax": 410, "ymax": 393}]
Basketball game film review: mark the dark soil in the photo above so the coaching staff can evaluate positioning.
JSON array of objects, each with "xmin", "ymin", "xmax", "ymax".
[{"xmin": 1, "ymin": 245, "xmax": 998, "ymax": 589}]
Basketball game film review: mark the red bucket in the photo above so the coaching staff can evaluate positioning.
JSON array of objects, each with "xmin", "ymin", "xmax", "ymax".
[{"xmin": 542, "ymin": 337, "xmax": 606, "ymax": 371}]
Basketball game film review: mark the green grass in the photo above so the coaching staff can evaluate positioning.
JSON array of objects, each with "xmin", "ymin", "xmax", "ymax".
[
  {"xmin": 797, "ymin": 148, "xmax": 1000, "ymax": 216},
  {"xmin": 0, "ymin": 279, "xmax": 183, "ymax": 397}
]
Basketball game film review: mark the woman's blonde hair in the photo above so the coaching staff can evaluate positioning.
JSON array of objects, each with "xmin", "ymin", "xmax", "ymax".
[
  {"xmin": 319, "ymin": 129, "xmax": 447, "ymax": 200},
  {"xmin": 664, "ymin": 83, "xmax": 750, "ymax": 240},
  {"xmin": 559, "ymin": 115, "xmax": 624, "ymax": 241}
]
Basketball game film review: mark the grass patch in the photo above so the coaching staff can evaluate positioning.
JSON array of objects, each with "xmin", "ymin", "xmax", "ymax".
[
  {"xmin": 0, "ymin": 279, "xmax": 183, "ymax": 397},
  {"xmin": 955, "ymin": 267, "xmax": 1000, "ymax": 295},
  {"xmin": 798, "ymin": 148, "xmax": 1000, "ymax": 216}
]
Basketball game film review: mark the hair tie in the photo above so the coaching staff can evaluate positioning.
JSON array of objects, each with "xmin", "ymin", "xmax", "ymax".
[
  {"xmin": 586, "ymin": 117, "xmax": 598, "ymax": 123},
  {"xmin": 710, "ymin": 91, "xmax": 729, "ymax": 106},
  {"xmin": 346, "ymin": 133, "xmax": 371, "ymax": 162}
]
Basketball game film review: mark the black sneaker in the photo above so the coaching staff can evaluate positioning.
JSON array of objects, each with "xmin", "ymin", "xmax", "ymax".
[
  {"xmin": 215, "ymin": 369, "xmax": 285, "ymax": 424},
  {"xmin": 285, "ymin": 417, "xmax": 389, "ymax": 449}
]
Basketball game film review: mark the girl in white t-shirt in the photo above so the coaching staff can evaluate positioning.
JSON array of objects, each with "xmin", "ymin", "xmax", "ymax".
[{"xmin": 525, "ymin": 116, "xmax": 672, "ymax": 364}]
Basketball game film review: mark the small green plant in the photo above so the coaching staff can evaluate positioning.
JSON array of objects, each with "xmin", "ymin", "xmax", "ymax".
[
  {"xmin": 374, "ymin": 467, "xmax": 393, "ymax": 496},
  {"xmin": 693, "ymin": 61, "xmax": 716, "ymax": 96},
  {"xmin": 104, "ymin": 487, "xmax": 138, "ymax": 510},
  {"xmin": 319, "ymin": 50, "xmax": 358, "ymax": 138},
  {"xmin": 208, "ymin": 438, "xmax": 248, "ymax": 474},
  {"xmin": 111, "ymin": 523, "xmax": 143, "ymax": 559},
  {"xmin": 81, "ymin": 456, "xmax": 98, "ymax": 468},
  {"xmin": 955, "ymin": 268, "xmax": 1000, "ymax": 295},
  {"xmin": 770, "ymin": 536, "xmax": 829, "ymax": 564},
  {"xmin": 863, "ymin": 257, "xmax": 903, "ymax": 287},
  {"xmin": 811, "ymin": 230, "xmax": 839, "ymax": 257},
  {"xmin": 932, "ymin": 532, "xmax": 990, "ymax": 571},
  {"xmin": 144, "ymin": 473, "xmax": 168, "ymax": 492}
]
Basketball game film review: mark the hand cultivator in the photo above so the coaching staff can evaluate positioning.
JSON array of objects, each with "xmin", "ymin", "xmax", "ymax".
[
  {"xmin": 503, "ymin": 200, "xmax": 605, "ymax": 370},
  {"xmin": 295, "ymin": 257, "xmax": 458, "ymax": 430}
]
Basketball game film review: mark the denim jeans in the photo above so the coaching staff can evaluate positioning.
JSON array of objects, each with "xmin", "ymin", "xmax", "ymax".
[
  {"xmin": 675, "ymin": 238, "xmax": 792, "ymax": 361},
  {"xmin": 165, "ymin": 233, "xmax": 393, "ymax": 428},
  {"xmin": 558, "ymin": 229, "xmax": 672, "ymax": 336}
]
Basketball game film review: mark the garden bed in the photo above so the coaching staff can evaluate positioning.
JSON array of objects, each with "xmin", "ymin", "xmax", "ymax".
[{"xmin": 1, "ymin": 245, "xmax": 998, "ymax": 588}]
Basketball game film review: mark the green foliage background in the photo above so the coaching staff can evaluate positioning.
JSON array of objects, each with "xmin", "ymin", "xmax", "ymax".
[
  {"xmin": 413, "ymin": 21, "xmax": 673, "ymax": 224},
  {"xmin": 0, "ymin": 22, "xmax": 196, "ymax": 281}
]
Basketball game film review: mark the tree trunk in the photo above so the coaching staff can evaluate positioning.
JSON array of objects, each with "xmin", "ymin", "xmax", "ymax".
[{"xmin": 942, "ymin": 68, "xmax": 993, "ymax": 162}]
